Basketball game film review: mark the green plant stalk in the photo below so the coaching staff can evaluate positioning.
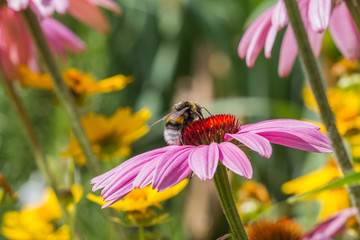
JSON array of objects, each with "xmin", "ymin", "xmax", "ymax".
[
  {"xmin": 138, "ymin": 226, "xmax": 145, "ymax": 240},
  {"xmin": 0, "ymin": 75, "xmax": 58, "ymax": 192},
  {"xmin": 21, "ymin": 9, "xmax": 100, "ymax": 175},
  {"xmin": 344, "ymin": 0, "xmax": 360, "ymax": 34},
  {"xmin": 283, "ymin": 0, "xmax": 360, "ymax": 224},
  {"xmin": 213, "ymin": 164, "xmax": 248, "ymax": 240}
]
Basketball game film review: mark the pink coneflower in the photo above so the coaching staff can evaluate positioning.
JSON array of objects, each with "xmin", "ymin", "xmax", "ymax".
[
  {"xmin": 6, "ymin": 0, "xmax": 121, "ymax": 33},
  {"xmin": 91, "ymin": 115, "xmax": 331, "ymax": 208},
  {"xmin": 303, "ymin": 207, "xmax": 357, "ymax": 240},
  {"xmin": 0, "ymin": 6, "xmax": 85, "ymax": 79},
  {"xmin": 239, "ymin": 0, "xmax": 360, "ymax": 77}
]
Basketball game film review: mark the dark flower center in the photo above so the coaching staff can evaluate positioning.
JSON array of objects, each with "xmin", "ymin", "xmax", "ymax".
[{"xmin": 182, "ymin": 114, "xmax": 241, "ymax": 146}]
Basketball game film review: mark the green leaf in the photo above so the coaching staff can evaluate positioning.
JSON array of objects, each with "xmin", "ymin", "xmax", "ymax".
[{"xmin": 287, "ymin": 171, "xmax": 360, "ymax": 204}]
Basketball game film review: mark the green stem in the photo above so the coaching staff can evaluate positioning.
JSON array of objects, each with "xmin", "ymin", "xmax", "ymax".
[
  {"xmin": 0, "ymin": 75, "xmax": 58, "ymax": 192},
  {"xmin": 21, "ymin": 9, "xmax": 100, "ymax": 175},
  {"xmin": 283, "ymin": 0, "xmax": 360, "ymax": 224},
  {"xmin": 138, "ymin": 225, "xmax": 145, "ymax": 240},
  {"xmin": 344, "ymin": 0, "xmax": 360, "ymax": 34},
  {"xmin": 213, "ymin": 164, "xmax": 248, "ymax": 240}
]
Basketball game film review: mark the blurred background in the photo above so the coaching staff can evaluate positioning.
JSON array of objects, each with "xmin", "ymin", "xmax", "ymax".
[{"xmin": 0, "ymin": 0, "xmax": 345, "ymax": 239}]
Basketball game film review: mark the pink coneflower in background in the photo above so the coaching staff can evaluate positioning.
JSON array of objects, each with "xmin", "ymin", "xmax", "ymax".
[
  {"xmin": 0, "ymin": 6, "xmax": 85, "ymax": 79},
  {"xmin": 6, "ymin": 0, "xmax": 121, "ymax": 33},
  {"xmin": 239, "ymin": 0, "xmax": 360, "ymax": 77},
  {"xmin": 91, "ymin": 115, "xmax": 331, "ymax": 208},
  {"xmin": 303, "ymin": 207, "xmax": 357, "ymax": 240}
]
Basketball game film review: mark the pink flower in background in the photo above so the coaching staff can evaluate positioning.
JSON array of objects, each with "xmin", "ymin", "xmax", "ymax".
[
  {"xmin": 6, "ymin": 0, "xmax": 121, "ymax": 33},
  {"xmin": 303, "ymin": 207, "xmax": 357, "ymax": 240},
  {"xmin": 7, "ymin": 0, "xmax": 68, "ymax": 17},
  {"xmin": 239, "ymin": 0, "xmax": 360, "ymax": 77},
  {"xmin": 41, "ymin": 18, "xmax": 86, "ymax": 57},
  {"xmin": 0, "ymin": 6, "xmax": 85, "ymax": 79},
  {"xmin": 91, "ymin": 115, "xmax": 331, "ymax": 208}
]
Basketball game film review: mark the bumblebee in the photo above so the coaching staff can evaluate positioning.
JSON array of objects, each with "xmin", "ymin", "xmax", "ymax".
[{"xmin": 153, "ymin": 101, "xmax": 203, "ymax": 145}]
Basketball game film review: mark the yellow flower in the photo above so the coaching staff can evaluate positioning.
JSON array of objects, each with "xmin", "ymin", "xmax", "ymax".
[
  {"xmin": 331, "ymin": 58, "xmax": 358, "ymax": 77},
  {"xmin": 303, "ymin": 86, "xmax": 360, "ymax": 158},
  {"xmin": 18, "ymin": 65, "xmax": 132, "ymax": 95},
  {"xmin": 87, "ymin": 179, "xmax": 188, "ymax": 213},
  {"xmin": 281, "ymin": 160, "xmax": 359, "ymax": 220},
  {"xmin": 63, "ymin": 108, "xmax": 151, "ymax": 165},
  {"xmin": 1, "ymin": 188, "xmax": 70, "ymax": 240}
]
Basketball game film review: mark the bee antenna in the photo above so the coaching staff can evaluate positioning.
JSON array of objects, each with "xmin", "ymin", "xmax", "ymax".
[{"xmin": 201, "ymin": 107, "xmax": 212, "ymax": 117}]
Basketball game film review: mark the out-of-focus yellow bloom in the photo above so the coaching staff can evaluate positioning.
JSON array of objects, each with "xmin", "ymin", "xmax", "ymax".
[
  {"xmin": 236, "ymin": 181, "xmax": 272, "ymax": 223},
  {"xmin": 331, "ymin": 58, "xmax": 358, "ymax": 77},
  {"xmin": 1, "ymin": 188, "xmax": 69, "ymax": 240},
  {"xmin": 87, "ymin": 179, "xmax": 188, "ymax": 213},
  {"xmin": 282, "ymin": 160, "xmax": 360, "ymax": 220},
  {"xmin": 18, "ymin": 65, "xmax": 132, "ymax": 94},
  {"xmin": 303, "ymin": 86, "xmax": 360, "ymax": 158},
  {"xmin": 63, "ymin": 108, "xmax": 151, "ymax": 165}
]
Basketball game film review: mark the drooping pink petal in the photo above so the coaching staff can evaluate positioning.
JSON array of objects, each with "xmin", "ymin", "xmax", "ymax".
[
  {"xmin": 0, "ymin": 7, "xmax": 35, "ymax": 79},
  {"xmin": 238, "ymin": 7, "xmax": 274, "ymax": 59},
  {"xmin": 6, "ymin": 0, "xmax": 29, "ymax": 11},
  {"xmin": 278, "ymin": 25, "xmax": 298, "ymax": 77},
  {"xmin": 329, "ymin": 2, "xmax": 360, "ymax": 60},
  {"xmin": 256, "ymin": 128, "xmax": 332, "ymax": 153},
  {"xmin": 218, "ymin": 142, "xmax": 253, "ymax": 179},
  {"xmin": 92, "ymin": 146, "xmax": 175, "ymax": 205},
  {"xmin": 308, "ymin": 0, "xmax": 331, "ymax": 33},
  {"xmin": 87, "ymin": 0, "xmax": 121, "ymax": 15},
  {"xmin": 225, "ymin": 132, "xmax": 272, "ymax": 158},
  {"xmin": 245, "ymin": 13, "xmax": 273, "ymax": 67},
  {"xmin": 240, "ymin": 119, "xmax": 320, "ymax": 132},
  {"xmin": 307, "ymin": 27, "xmax": 324, "ymax": 58},
  {"xmin": 302, "ymin": 207, "xmax": 357, "ymax": 240},
  {"xmin": 41, "ymin": 18, "xmax": 86, "ymax": 57},
  {"xmin": 152, "ymin": 146, "xmax": 195, "ymax": 191},
  {"xmin": 68, "ymin": 0, "xmax": 109, "ymax": 34},
  {"xmin": 272, "ymin": 0, "xmax": 288, "ymax": 30},
  {"xmin": 188, "ymin": 143, "xmax": 219, "ymax": 181},
  {"xmin": 264, "ymin": 26, "xmax": 278, "ymax": 58}
]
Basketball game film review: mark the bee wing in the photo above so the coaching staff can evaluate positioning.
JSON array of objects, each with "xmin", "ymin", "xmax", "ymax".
[
  {"xmin": 150, "ymin": 113, "xmax": 172, "ymax": 127},
  {"xmin": 150, "ymin": 107, "xmax": 190, "ymax": 127},
  {"xmin": 170, "ymin": 107, "xmax": 189, "ymax": 119}
]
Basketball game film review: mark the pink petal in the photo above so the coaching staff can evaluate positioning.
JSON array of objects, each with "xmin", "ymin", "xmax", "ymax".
[
  {"xmin": 188, "ymin": 143, "xmax": 219, "ymax": 181},
  {"xmin": 41, "ymin": 18, "xmax": 86, "ymax": 57},
  {"xmin": 92, "ymin": 146, "xmax": 175, "ymax": 203},
  {"xmin": 29, "ymin": 0, "xmax": 69, "ymax": 17},
  {"xmin": 256, "ymin": 128, "xmax": 332, "ymax": 153},
  {"xmin": 218, "ymin": 142, "xmax": 253, "ymax": 179},
  {"xmin": 307, "ymin": 27, "xmax": 324, "ymax": 58},
  {"xmin": 272, "ymin": 0, "xmax": 288, "ymax": 30},
  {"xmin": 240, "ymin": 119, "xmax": 320, "ymax": 132},
  {"xmin": 6, "ymin": 0, "xmax": 29, "ymax": 11},
  {"xmin": 87, "ymin": 0, "xmax": 121, "ymax": 15},
  {"xmin": 278, "ymin": 25, "xmax": 298, "ymax": 77},
  {"xmin": 133, "ymin": 160, "xmax": 156, "ymax": 189},
  {"xmin": 225, "ymin": 132, "xmax": 272, "ymax": 158},
  {"xmin": 245, "ymin": 13, "xmax": 272, "ymax": 67},
  {"xmin": 329, "ymin": 2, "xmax": 360, "ymax": 60},
  {"xmin": 68, "ymin": 0, "xmax": 109, "ymax": 34},
  {"xmin": 238, "ymin": 7, "xmax": 274, "ymax": 59},
  {"xmin": 264, "ymin": 26, "xmax": 278, "ymax": 58},
  {"xmin": 308, "ymin": 0, "xmax": 331, "ymax": 33},
  {"xmin": 303, "ymin": 207, "xmax": 357, "ymax": 240},
  {"xmin": 152, "ymin": 146, "xmax": 195, "ymax": 191}
]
